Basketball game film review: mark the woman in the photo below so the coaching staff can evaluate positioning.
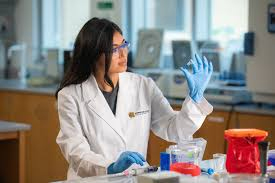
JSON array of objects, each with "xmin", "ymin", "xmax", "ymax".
[{"xmin": 56, "ymin": 17, "xmax": 213, "ymax": 179}]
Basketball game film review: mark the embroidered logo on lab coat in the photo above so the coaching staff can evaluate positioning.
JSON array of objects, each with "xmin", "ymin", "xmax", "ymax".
[{"xmin": 128, "ymin": 110, "xmax": 149, "ymax": 118}]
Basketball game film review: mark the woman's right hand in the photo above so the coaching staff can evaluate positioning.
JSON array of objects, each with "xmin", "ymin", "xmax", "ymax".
[{"xmin": 107, "ymin": 151, "xmax": 146, "ymax": 174}]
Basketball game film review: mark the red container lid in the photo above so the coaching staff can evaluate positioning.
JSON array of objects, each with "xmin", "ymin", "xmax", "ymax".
[
  {"xmin": 224, "ymin": 129, "xmax": 268, "ymax": 138},
  {"xmin": 170, "ymin": 162, "xmax": 201, "ymax": 176}
]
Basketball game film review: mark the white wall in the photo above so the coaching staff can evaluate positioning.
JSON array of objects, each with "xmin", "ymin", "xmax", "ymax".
[{"xmin": 247, "ymin": 0, "xmax": 275, "ymax": 95}]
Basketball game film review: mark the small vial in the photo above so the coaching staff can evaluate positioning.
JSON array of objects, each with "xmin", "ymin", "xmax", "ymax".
[
  {"xmin": 213, "ymin": 153, "xmax": 226, "ymax": 172},
  {"xmin": 128, "ymin": 166, "xmax": 158, "ymax": 176},
  {"xmin": 186, "ymin": 59, "xmax": 194, "ymax": 66}
]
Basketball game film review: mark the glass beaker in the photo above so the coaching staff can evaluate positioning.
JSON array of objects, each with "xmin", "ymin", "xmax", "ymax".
[
  {"xmin": 213, "ymin": 153, "xmax": 226, "ymax": 172},
  {"xmin": 170, "ymin": 145, "xmax": 200, "ymax": 165}
]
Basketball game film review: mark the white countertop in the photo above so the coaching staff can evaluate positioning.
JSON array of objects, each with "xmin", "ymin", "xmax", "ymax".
[{"xmin": 0, "ymin": 120, "xmax": 31, "ymax": 132}]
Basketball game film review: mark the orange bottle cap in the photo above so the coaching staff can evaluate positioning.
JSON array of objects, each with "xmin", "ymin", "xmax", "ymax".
[
  {"xmin": 170, "ymin": 162, "xmax": 201, "ymax": 176},
  {"xmin": 224, "ymin": 129, "xmax": 268, "ymax": 137}
]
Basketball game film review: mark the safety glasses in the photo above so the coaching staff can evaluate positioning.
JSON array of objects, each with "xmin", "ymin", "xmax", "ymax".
[{"xmin": 112, "ymin": 41, "xmax": 130, "ymax": 58}]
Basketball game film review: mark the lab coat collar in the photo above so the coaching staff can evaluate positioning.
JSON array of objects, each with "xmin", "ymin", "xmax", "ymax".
[{"xmin": 81, "ymin": 73, "xmax": 129, "ymax": 145}]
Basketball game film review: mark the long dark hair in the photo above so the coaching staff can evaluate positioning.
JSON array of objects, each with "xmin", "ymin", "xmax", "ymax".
[{"xmin": 55, "ymin": 17, "xmax": 122, "ymax": 98}]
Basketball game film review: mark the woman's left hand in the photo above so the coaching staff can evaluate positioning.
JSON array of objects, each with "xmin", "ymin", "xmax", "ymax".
[{"xmin": 180, "ymin": 54, "xmax": 213, "ymax": 103}]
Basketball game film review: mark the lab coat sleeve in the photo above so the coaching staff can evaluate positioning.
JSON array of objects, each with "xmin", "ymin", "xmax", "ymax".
[
  {"xmin": 56, "ymin": 91, "xmax": 113, "ymax": 178},
  {"xmin": 149, "ymin": 78, "xmax": 213, "ymax": 143}
]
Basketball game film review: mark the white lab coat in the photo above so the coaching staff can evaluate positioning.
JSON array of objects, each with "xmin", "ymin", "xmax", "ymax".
[{"xmin": 56, "ymin": 72, "xmax": 213, "ymax": 180}]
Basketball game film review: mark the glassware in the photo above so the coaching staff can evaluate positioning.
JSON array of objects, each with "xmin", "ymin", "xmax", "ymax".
[
  {"xmin": 268, "ymin": 149, "xmax": 275, "ymax": 166},
  {"xmin": 213, "ymin": 153, "xmax": 226, "ymax": 172},
  {"xmin": 170, "ymin": 145, "xmax": 200, "ymax": 165}
]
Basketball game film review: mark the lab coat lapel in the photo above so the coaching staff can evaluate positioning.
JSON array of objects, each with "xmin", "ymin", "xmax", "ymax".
[
  {"xmin": 115, "ymin": 73, "xmax": 132, "ymax": 134},
  {"xmin": 82, "ymin": 75, "xmax": 126, "ymax": 144}
]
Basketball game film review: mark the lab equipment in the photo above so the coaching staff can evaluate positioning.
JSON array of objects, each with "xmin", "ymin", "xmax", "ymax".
[
  {"xmin": 268, "ymin": 149, "xmax": 275, "ymax": 166},
  {"xmin": 178, "ymin": 137, "xmax": 207, "ymax": 165},
  {"xmin": 225, "ymin": 129, "xmax": 268, "ymax": 174},
  {"xmin": 170, "ymin": 162, "xmax": 201, "ymax": 176},
  {"xmin": 166, "ymin": 69, "xmax": 189, "ymax": 99},
  {"xmin": 100, "ymin": 166, "xmax": 158, "ymax": 180},
  {"xmin": 166, "ymin": 145, "xmax": 179, "ymax": 166},
  {"xmin": 127, "ymin": 166, "xmax": 158, "ymax": 176},
  {"xmin": 172, "ymin": 40, "xmax": 192, "ymax": 69},
  {"xmin": 167, "ymin": 66, "xmax": 251, "ymax": 103},
  {"xmin": 198, "ymin": 41, "xmax": 221, "ymax": 72},
  {"xmin": 258, "ymin": 141, "xmax": 270, "ymax": 176},
  {"xmin": 5, "ymin": 43, "xmax": 26, "ymax": 83},
  {"xmin": 201, "ymin": 168, "xmax": 214, "ymax": 175},
  {"xmin": 63, "ymin": 50, "xmax": 73, "ymax": 75},
  {"xmin": 186, "ymin": 59, "xmax": 194, "ymax": 66},
  {"xmin": 45, "ymin": 49, "xmax": 59, "ymax": 79},
  {"xmin": 212, "ymin": 153, "xmax": 226, "ymax": 173},
  {"xmin": 203, "ymin": 84, "xmax": 252, "ymax": 104},
  {"xmin": 166, "ymin": 138, "xmax": 206, "ymax": 166},
  {"xmin": 107, "ymin": 151, "xmax": 146, "ymax": 174},
  {"xmin": 137, "ymin": 171, "xmax": 180, "ymax": 183},
  {"xmin": 268, "ymin": 169, "xmax": 275, "ymax": 183},
  {"xmin": 132, "ymin": 68, "xmax": 170, "ymax": 96},
  {"xmin": 160, "ymin": 152, "xmax": 170, "ymax": 171},
  {"xmin": 134, "ymin": 29, "xmax": 164, "ymax": 68},
  {"xmin": 268, "ymin": 4, "xmax": 275, "ymax": 33},
  {"xmin": 170, "ymin": 146, "xmax": 200, "ymax": 165},
  {"xmin": 0, "ymin": 1, "xmax": 16, "ymax": 63},
  {"xmin": 170, "ymin": 144, "xmax": 200, "ymax": 165},
  {"xmin": 180, "ymin": 54, "xmax": 213, "ymax": 103}
]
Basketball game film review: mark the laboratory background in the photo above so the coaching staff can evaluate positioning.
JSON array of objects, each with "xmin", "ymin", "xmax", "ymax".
[{"xmin": 0, "ymin": 0, "xmax": 275, "ymax": 183}]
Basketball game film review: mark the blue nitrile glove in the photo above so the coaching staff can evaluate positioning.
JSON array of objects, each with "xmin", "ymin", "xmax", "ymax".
[
  {"xmin": 180, "ymin": 54, "xmax": 213, "ymax": 103},
  {"xmin": 107, "ymin": 151, "xmax": 146, "ymax": 174}
]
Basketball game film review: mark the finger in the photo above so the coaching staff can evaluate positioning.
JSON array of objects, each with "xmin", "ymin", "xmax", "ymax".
[
  {"xmin": 130, "ymin": 152, "xmax": 144, "ymax": 165},
  {"xmin": 195, "ymin": 53, "xmax": 203, "ymax": 71},
  {"xmin": 202, "ymin": 56, "xmax": 209, "ymax": 71},
  {"xmin": 134, "ymin": 152, "xmax": 146, "ymax": 162},
  {"xmin": 180, "ymin": 67, "xmax": 191, "ymax": 79},
  {"xmin": 126, "ymin": 155, "xmax": 137, "ymax": 165},
  {"xmin": 208, "ymin": 61, "xmax": 213, "ymax": 73},
  {"xmin": 129, "ymin": 153, "xmax": 144, "ymax": 166},
  {"xmin": 180, "ymin": 67, "xmax": 193, "ymax": 91},
  {"xmin": 190, "ymin": 59, "xmax": 198, "ymax": 73}
]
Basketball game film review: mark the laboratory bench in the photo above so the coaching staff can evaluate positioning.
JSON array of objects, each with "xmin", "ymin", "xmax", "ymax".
[
  {"xmin": 0, "ymin": 78, "xmax": 57, "ymax": 95},
  {"xmin": 0, "ymin": 120, "xmax": 31, "ymax": 183},
  {"xmin": 0, "ymin": 79, "xmax": 275, "ymax": 182}
]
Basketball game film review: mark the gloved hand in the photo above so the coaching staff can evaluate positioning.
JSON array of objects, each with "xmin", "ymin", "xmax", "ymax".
[
  {"xmin": 107, "ymin": 151, "xmax": 146, "ymax": 174},
  {"xmin": 180, "ymin": 54, "xmax": 213, "ymax": 103}
]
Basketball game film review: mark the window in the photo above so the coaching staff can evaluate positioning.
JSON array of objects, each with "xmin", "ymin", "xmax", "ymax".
[
  {"xmin": 42, "ymin": 0, "xmax": 91, "ymax": 49},
  {"xmin": 210, "ymin": 0, "xmax": 249, "ymax": 72},
  {"xmin": 211, "ymin": 0, "xmax": 248, "ymax": 42},
  {"xmin": 130, "ymin": 0, "xmax": 210, "ymax": 67},
  {"xmin": 145, "ymin": 0, "xmax": 185, "ymax": 30},
  {"xmin": 39, "ymin": 0, "xmax": 248, "ymax": 71}
]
